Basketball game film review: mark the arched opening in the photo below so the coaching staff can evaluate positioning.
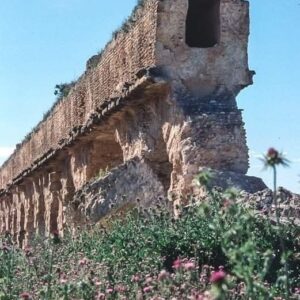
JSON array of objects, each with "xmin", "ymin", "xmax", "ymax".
[
  {"xmin": 85, "ymin": 134, "xmax": 124, "ymax": 182},
  {"xmin": 186, "ymin": 0, "xmax": 220, "ymax": 48},
  {"xmin": 35, "ymin": 178, "xmax": 46, "ymax": 236},
  {"xmin": 18, "ymin": 204, "xmax": 25, "ymax": 248}
]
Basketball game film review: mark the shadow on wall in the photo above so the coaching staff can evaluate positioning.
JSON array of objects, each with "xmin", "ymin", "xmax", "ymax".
[{"xmin": 186, "ymin": 0, "xmax": 220, "ymax": 48}]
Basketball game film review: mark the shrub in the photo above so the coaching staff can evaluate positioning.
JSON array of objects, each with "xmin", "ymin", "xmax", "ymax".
[{"xmin": 54, "ymin": 81, "xmax": 76, "ymax": 102}]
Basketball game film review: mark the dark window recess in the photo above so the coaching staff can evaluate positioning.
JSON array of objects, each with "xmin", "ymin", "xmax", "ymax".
[{"xmin": 186, "ymin": 0, "xmax": 220, "ymax": 48}]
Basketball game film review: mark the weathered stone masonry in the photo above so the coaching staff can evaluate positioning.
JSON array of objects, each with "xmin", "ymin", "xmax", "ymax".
[{"xmin": 0, "ymin": 0, "xmax": 266, "ymax": 245}]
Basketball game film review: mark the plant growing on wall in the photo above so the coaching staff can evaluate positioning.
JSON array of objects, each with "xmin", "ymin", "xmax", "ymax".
[{"xmin": 54, "ymin": 81, "xmax": 76, "ymax": 101}]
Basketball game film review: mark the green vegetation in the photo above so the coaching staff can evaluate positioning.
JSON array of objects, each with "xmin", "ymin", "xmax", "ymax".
[
  {"xmin": 0, "ymin": 185, "xmax": 299, "ymax": 299},
  {"xmin": 54, "ymin": 82, "xmax": 77, "ymax": 102}
]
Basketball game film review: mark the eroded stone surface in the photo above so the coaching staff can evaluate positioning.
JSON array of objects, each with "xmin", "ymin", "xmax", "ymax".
[
  {"xmin": 70, "ymin": 158, "xmax": 165, "ymax": 223},
  {"xmin": 204, "ymin": 167, "xmax": 266, "ymax": 193},
  {"xmin": 239, "ymin": 187, "xmax": 300, "ymax": 225}
]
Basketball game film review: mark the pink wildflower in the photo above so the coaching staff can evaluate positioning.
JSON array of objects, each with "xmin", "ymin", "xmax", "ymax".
[
  {"xmin": 158, "ymin": 270, "xmax": 169, "ymax": 281},
  {"xmin": 184, "ymin": 261, "xmax": 196, "ymax": 271},
  {"xmin": 173, "ymin": 258, "xmax": 183, "ymax": 270},
  {"xmin": 106, "ymin": 288, "xmax": 114, "ymax": 294},
  {"xmin": 115, "ymin": 284, "xmax": 127, "ymax": 293},
  {"xmin": 263, "ymin": 148, "xmax": 289, "ymax": 167},
  {"xmin": 20, "ymin": 292, "xmax": 31, "ymax": 299},
  {"xmin": 143, "ymin": 286, "xmax": 153, "ymax": 293},
  {"xmin": 210, "ymin": 270, "xmax": 226, "ymax": 284},
  {"xmin": 95, "ymin": 280, "xmax": 102, "ymax": 287},
  {"xmin": 131, "ymin": 274, "xmax": 141, "ymax": 283},
  {"xmin": 60, "ymin": 278, "xmax": 68, "ymax": 284},
  {"xmin": 267, "ymin": 148, "xmax": 279, "ymax": 159},
  {"xmin": 145, "ymin": 275, "xmax": 153, "ymax": 284},
  {"xmin": 96, "ymin": 293, "xmax": 105, "ymax": 300},
  {"xmin": 78, "ymin": 257, "xmax": 89, "ymax": 266}
]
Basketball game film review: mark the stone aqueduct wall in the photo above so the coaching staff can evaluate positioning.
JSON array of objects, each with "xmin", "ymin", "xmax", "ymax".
[{"xmin": 0, "ymin": 0, "xmax": 267, "ymax": 246}]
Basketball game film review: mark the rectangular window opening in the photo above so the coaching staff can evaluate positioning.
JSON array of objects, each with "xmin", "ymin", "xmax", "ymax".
[{"xmin": 186, "ymin": 0, "xmax": 221, "ymax": 48}]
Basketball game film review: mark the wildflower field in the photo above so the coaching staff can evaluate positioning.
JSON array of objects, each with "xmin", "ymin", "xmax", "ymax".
[{"xmin": 0, "ymin": 187, "xmax": 299, "ymax": 300}]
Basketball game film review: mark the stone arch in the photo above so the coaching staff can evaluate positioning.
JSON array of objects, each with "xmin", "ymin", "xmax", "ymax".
[
  {"xmin": 68, "ymin": 134, "xmax": 124, "ymax": 192},
  {"xmin": 86, "ymin": 137, "xmax": 124, "ymax": 181},
  {"xmin": 115, "ymin": 99, "xmax": 173, "ymax": 193}
]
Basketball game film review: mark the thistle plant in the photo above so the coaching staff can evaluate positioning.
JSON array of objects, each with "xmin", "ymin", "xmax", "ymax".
[
  {"xmin": 262, "ymin": 147, "xmax": 290, "ymax": 298},
  {"xmin": 261, "ymin": 148, "xmax": 289, "ymax": 221},
  {"xmin": 262, "ymin": 148, "xmax": 289, "ymax": 223}
]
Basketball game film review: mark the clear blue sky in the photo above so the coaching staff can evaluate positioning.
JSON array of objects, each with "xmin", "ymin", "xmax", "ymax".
[{"xmin": 0, "ymin": 0, "xmax": 299, "ymax": 192}]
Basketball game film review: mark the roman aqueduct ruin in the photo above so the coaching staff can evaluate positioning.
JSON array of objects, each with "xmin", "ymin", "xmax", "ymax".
[{"xmin": 0, "ymin": 0, "xmax": 266, "ymax": 246}]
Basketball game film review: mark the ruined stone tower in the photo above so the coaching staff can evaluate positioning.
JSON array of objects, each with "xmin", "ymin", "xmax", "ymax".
[{"xmin": 0, "ymin": 0, "xmax": 265, "ymax": 245}]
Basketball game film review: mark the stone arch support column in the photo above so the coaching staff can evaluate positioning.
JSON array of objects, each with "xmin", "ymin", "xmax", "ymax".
[
  {"xmin": 161, "ymin": 86, "xmax": 265, "ymax": 204},
  {"xmin": 32, "ymin": 174, "xmax": 46, "ymax": 237},
  {"xmin": 115, "ymin": 98, "xmax": 173, "ymax": 192},
  {"xmin": 18, "ymin": 180, "xmax": 35, "ymax": 246},
  {"xmin": 0, "ymin": 193, "xmax": 12, "ymax": 234}
]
